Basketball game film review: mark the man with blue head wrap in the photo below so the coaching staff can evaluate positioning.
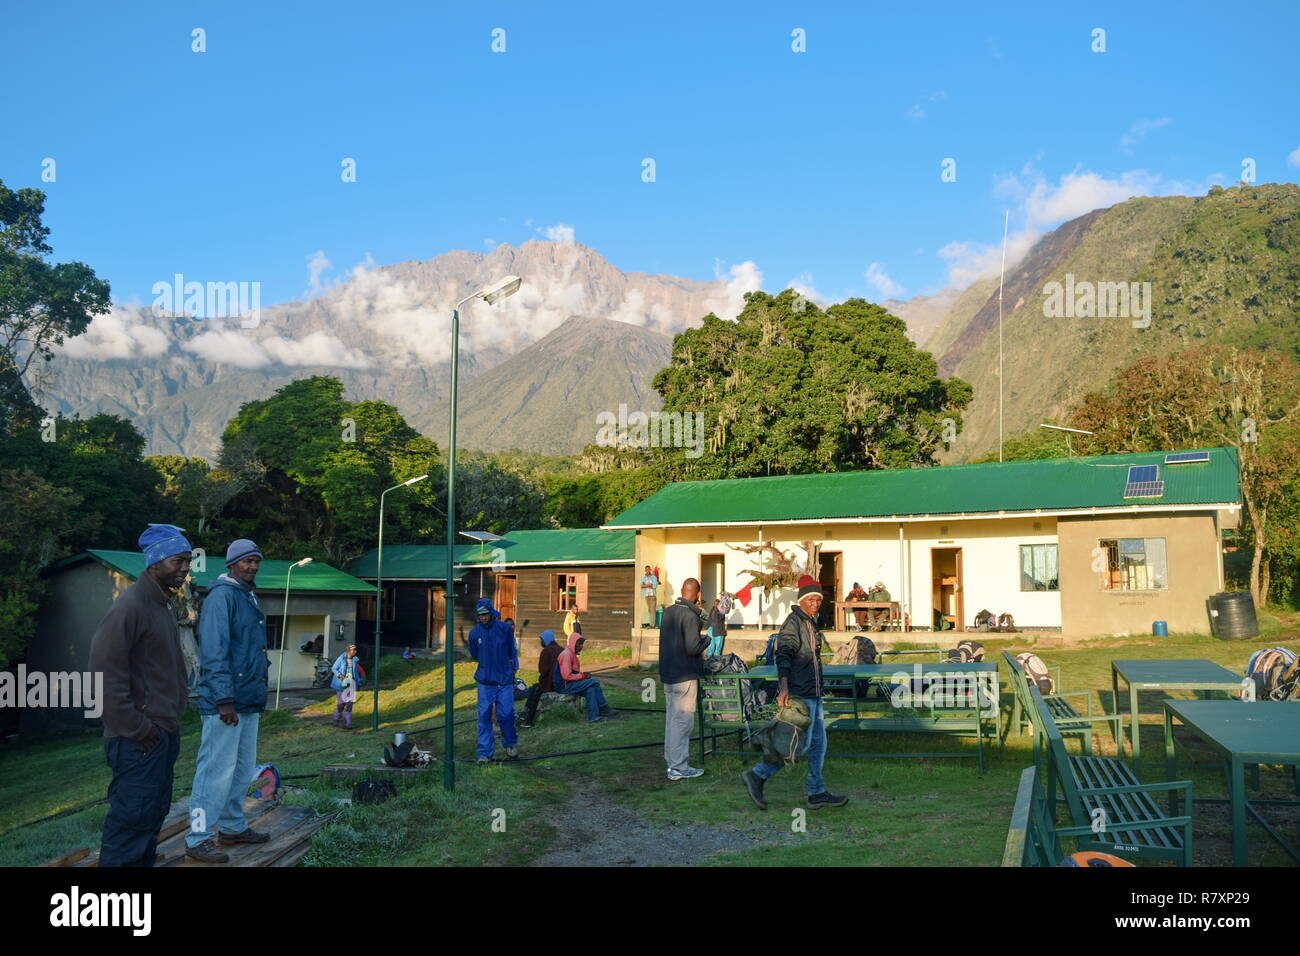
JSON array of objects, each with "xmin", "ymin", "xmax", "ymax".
[
  {"xmin": 88, "ymin": 524, "xmax": 193, "ymax": 866},
  {"xmin": 467, "ymin": 597, "xmax": 520, "ymax": 762}
]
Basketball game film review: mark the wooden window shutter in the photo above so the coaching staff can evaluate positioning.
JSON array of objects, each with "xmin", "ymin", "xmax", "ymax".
[{"xmin": 575, "ymin": 573, "xmax": 588, "ymax": 612}]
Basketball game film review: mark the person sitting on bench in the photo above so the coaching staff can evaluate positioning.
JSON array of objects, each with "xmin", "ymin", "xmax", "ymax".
[
  {"xmin": 521, "ymin": 629, "xmax": 565, "ymax": 729},
  {"xmin": 553, "ymin": 632, "xmax": 621, "ymax": 722},
  {"xmin": 866, "ymin": 581, "xmax": 892, "ymax": 630}
]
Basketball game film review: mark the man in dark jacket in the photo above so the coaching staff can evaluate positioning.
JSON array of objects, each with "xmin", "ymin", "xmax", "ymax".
[
  {"xmin": 659, "ymin": 578, "xmax": 710, "ymax": 781},
  {"xmin": 88, "ymin": 524, "xmax": 192, "ymax": 867},
  {"xmin": 741, "ymin": 575, "xmax": 849, "ymax": 811},
  {"xmin": 186, "ymin": 539, "xmax": 271, "ymax": 863},
  {"xmin": 468, "ymin": 598, "xmax": 519, "ymax": 762},
  {"xmin": 521, "ymin": 628, "xmax": 564, "ymax": 729}
]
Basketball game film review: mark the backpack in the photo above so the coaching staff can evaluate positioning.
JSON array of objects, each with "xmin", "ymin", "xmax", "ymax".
[
  {"xmin": 973, "ymin": 609, "xmax": 995, "ymax": 631},
  {"xmin": 352, "ymin": 779, "xmax": 398, "ymax": 805},
  {"xmin": 758, "ymin": 633, "xmax": 780, "ymax": 666},
  {"xmin": 831, "ymin": 635, "xmax": 879, "ymax": 665},
  {"xmin": 1243, "ymin": 647, "xmax": 1299, "ymax": 701},
  {"xmin": 944, "ymin": 640, "xmax": 985, "ymax": 663},
  {"xmin": 703, "ymin": 653, "xmax": 756, "ymax": 720},
  {"xmin": 996, "ymin": 613, "xmax": 1017, "ymax": 632},
  {"xmin": 1016, "ymin": 652, "xmax": 1054, "ymax": 694}
]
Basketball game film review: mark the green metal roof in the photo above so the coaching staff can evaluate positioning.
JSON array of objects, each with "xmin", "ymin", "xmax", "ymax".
[
  {"xmin": 604, "ymin": 447, "xmax": 1240, "ymax": 528},
  {"xmin": 54, "ymin": 550, "xmax": 374, "ymax": 593},
  {"xmin": 457, "ymin": 528, "xmax": 636, "ymax": 567},
  {"xmin": 348, "ymin": 545, "xmax": 472, "ymax": 581}
]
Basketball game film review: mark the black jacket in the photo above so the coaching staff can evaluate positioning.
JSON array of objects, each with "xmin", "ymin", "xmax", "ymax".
[
  {"xmin": 658, "ymin": 598, "xmax": 709, "ymax": 684},
  {"xmin": 774, "ymin": 605, "xmax": 826, "ymax": 699}
]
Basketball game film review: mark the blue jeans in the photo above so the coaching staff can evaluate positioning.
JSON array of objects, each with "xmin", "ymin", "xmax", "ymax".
[
  {"xmin": 706, "ymin": 634, "xmax": 725, "ymax": 657},
  {"xmin": 100, "ymin": 728, "xmax": 180, "ymax": 867},
  {"xmin": 187, "ymin": 712, "xmax": 260, "ymax": 848},
  {"xmin": 476, "ymin": 682, "xmax": 518, "ymax": 758},
  {"xmin": 555, "ymin": 677, "xmax": 608, "ymax": 721},
  {"xmin": 750, "ymin": 697, "xmax": 827, "ymax": 796}
]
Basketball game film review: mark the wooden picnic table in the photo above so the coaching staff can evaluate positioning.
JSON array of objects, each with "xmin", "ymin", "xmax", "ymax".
[
  {"xmin": 1111, "ymin": 659, "xmax": 1243, "ymax": 769},
  {"xmin": 1163, "ymin": 699, "xmax": 1300, "ymax": 866},
  {"xmin": 836, "ymin": 601, "xmax": 903, "ymax": 632}
]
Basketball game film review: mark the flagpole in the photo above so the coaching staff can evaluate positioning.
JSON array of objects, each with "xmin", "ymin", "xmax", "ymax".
[{"xmin": 998, "ymin": 209, "xmax": 1009, "ymax": 463}]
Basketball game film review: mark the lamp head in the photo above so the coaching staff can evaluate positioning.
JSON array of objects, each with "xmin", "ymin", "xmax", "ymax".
[{"xmin": 480, "ymin": 275, "xmax": 522, "ymax": 305}]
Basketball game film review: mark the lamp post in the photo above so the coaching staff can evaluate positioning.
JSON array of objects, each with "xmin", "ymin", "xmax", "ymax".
[
  {"xmin": 275, "ymin": 557, "xmax": 313, "ymax": 710},
  {"xmin": 445, "ymin": 275, "xmax": 522, "ymax": 791},
  {"xmin": 372, "ymin": 473, "xmax": 430, "ymax": 731}
]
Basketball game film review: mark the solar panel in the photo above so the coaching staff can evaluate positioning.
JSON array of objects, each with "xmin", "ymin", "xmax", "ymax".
[
  {"xmin": 1123, "ymin": 480, "xmax": 1165, "ymax": 498},
  {"xmin": 1165, "ymin": 451, "xmax": 1210, "ymax": 464},
  {"xmin": 1127, "ymin": 465, "xmax": 1159, "ymax": 483}
]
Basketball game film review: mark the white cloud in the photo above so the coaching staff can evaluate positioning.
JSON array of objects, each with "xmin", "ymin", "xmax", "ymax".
[
  {"xmin": 1119, "ymin": 117, "xmax": 1173, "ymax": 154},
  {"xmin": 260, "ymin": 331, "xmax": 369, "ymax": 368},
  {"xmin": 349, "ymin": 253, "xmax": 376, "ymax": 280},
  {"xmin": 937, "ymin": 233, "xmax": 1039, "ymax": 288},
  {"xmin": 703, "ymin": 260, "xmax": 763, "ymax": 321},
  {"xmin": 786, "ymin": 273, "xmax": 828, "ymax": 306},
  {"xmin": 60, "ymin": 308, "xmax": 171, "ymax": 361},
  {"xmin": 865, "ymin": 263, "xmax": 904, "ymax": 299},
  {"xmin": 539, "ymin": 222, "xmax": 576, "ymax": 244},
  {"xmin": 182, "ymin": 328, "xmax": 271, "ymax": 368},
  {"xmin": 305, "ymin": 250, "xmax": 333, "ymax": 296},
  {"xmin": 905, "ymin": 103, "xmax": 926, "ymax": 122},
  {"xmin": 1288, "ymin": 147, "xmax": 1300, "ymax": 168}
]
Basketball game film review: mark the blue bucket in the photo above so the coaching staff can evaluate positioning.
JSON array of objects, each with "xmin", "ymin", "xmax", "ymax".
[
  {"xmin": 655, "ymin": 606, "xmax": 663, "ymax": 628},
  {"xmin": 1153, "ymin": 620, "xmax": 1168, "ymax": 637}
]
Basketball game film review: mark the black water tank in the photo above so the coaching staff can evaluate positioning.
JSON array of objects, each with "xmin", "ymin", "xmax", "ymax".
[{"xmin": 1211, "ymin": 591, "xmax": 1259, "ymax": 641}]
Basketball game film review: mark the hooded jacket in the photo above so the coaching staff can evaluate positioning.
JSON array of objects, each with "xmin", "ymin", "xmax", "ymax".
[
  {"xmin": 659, "ymin": 597, "xmax": 710, "ymax": 684},
  {"xmin": 196, "ymin": 572, "xmax": 270, "ymax": 715},
  {"xmin": 331, "ymin": 653, "xmax": 366, "ymax": 691},
  {"xmin": 556, "ymin": 631, "xmax": 586, "ymax": 684},
  {"xmin": 467, "ymin": 599, "xmax": 518, "ymax": 685},
  {"xmin": 536, "ymin": 629, "xmax": 563, "ymax": 693}
]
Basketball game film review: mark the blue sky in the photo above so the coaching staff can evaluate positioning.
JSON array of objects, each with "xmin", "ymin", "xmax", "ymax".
[{"xmin": 4, "ymin": 0, "xmax": 1298, "ymax": 309}]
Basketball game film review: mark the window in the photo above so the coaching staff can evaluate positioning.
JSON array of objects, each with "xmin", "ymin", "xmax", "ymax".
[
  {"xmin": 1100, "ymin": 538, "xmax": 1168, "ymax": 591},
  {"xmin": 550, "ymin": 573, "xmax": 588, "ymax": 612},
  {"xmin": 266, "ymin": 615, "xmax": 284, "ymax": 651},
  {"xmin": 1019, "ymin": 544, "xmax": 1059, "ymax": 591},
  {"xmin": 359, "ymin": 587, "xmax": 396, "ymax": 621}
]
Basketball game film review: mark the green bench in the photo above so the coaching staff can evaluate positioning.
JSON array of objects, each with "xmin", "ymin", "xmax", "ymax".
[
  {"xmin": 1004, "ymin": 651, "xmax": 1124, "ymax": 756},
  {"xmin": 1002, "ymin": 764, "xmax": 1111, "ymax": 866},
  {"xmin": 1029, "ymin": 684, "xmax": 1194, "ymax": 865},
  {"xmin": 698, "ymin": 672, "xmax": 775, "ymax": 764}
]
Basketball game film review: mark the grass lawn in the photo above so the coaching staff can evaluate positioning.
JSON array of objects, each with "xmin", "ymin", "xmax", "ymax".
[{"xmin": 2, "ymin": 630, "xmax": 1298, "ymax": 867}]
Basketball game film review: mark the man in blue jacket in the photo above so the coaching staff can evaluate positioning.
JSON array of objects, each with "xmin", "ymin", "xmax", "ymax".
[
  {"xmin": 186, "ymin": 539, "xmax": 271, "ymax": 863},
  {"xmin": 467, "ymin": 598, "xmax": 519, "ymax": 763}
]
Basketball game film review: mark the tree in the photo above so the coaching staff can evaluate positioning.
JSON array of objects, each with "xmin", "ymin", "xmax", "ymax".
[
  {"xmin": 0, "ymin": 181, "xmax": 111, "ymax": 419},
  {"xmin": 650, "ymin": 290, "xmax": 972, "ymax": 479}
]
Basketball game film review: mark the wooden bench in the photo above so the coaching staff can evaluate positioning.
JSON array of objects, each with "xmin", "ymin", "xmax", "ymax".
[
  {"xmin": 1004, "ymin": 651, "xmax": 1124, "ymax": 756},
  {"xmin": 1002, "ymin": 764, "xmax": 1113, "ymax": 866},
  {"xmin": 1029, "ymin": 684, "xmax": 1194, "ymax": 865}
]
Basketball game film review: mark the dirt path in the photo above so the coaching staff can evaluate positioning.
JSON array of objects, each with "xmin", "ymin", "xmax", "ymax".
[{"xmin": 533, "ymin": 791, "xmax": 771, "ymax": 866}]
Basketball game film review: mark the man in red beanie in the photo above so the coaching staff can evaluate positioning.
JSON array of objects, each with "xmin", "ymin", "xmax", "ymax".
[{"xmin": 740, "ymin": 574, "xmax": 848, "ymax": 810}]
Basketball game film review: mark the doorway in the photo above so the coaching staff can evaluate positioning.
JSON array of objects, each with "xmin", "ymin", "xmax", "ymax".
[
  {"xmin": 931, "ymin": 548, "xmax": 964, "ymax": 632},
  {"xmin": 818, "ymin": 550, "xmax": 841, "ymax": 630},
  {"xmin": 426, "ymin": 587, "xmax": 446, "ymax": 648},
  {"xmin": 494, "ymin": 574, "xmax": 518, "ymax": 626},
  {"xmin": 699, "ymin": 555, "xmax": 725, "ymax": 609}
]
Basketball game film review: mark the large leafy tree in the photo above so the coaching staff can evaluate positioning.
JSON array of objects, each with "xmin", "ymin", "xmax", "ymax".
[{"xmin": 651, "ymin": 290, "xmax": 972, "ymax": 479}]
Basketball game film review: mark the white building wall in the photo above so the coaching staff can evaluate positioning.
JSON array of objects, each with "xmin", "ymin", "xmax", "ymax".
[{"xmin": 649, "ymin": 517, "xmax": 1062, "ymax": 632}]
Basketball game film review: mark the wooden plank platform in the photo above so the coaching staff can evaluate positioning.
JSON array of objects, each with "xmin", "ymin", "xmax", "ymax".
[{"xmin": 46, "ymin": 796, "xmax": 336, "ymax": 868}]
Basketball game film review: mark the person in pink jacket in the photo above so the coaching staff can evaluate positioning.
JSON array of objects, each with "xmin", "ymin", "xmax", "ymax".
[{"xmin": 553, "ymin": 633, "xmax": 622, "ymax": 722}]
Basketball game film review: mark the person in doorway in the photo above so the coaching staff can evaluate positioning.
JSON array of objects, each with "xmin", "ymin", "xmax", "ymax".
[
  {"xmin": 740, "ymin": 575, "xmax": 849, "ymax": 811},
  {"xmin": 845, "ymin": 582, "xmax": 870, "ymax": 629},
  {"xmin": 467, "ymin": 598, "xmax": 519, "ymax": 762},
  {"xmin": 640, "ymin": 565, "xmax": 660, "ymax": 626},
  {"xmin": 186, "ymin": 539, "xmax": 272, "ymax": 864},
  {"xmin": 89, "ymin": 524, "xmax": 192, "ymax": 867},
  {"xmin": 659, "ymin": 578, "xmax": 711, "ymax": 780},
  {"xmin": 331, "ymin": 644, "xmax": 365, "ymax": 729},
  {"xmin": 705, "ymin": 597, "xmax": 728, "ymax": 658},
  {"xmin": 554, "ymin": 632, "xmax": 621, "ymax": 722}
]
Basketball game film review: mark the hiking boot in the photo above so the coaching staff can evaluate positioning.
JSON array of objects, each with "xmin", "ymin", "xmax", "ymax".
[
  {"xmin": 667, "ymin": 766, "xmax": 705, "ymax": 781},
  {"xmin": 505, "ymin": 746, "xmax": 519, "ymax": 759},
  {"xmin": 185, "ymin": 840, "xmax": 230, "ymax": 864},
  {"xmin": 599, "ymin": 707, "xmax": 625, "ymax": 720},
  {"xmin": 520, "ymin": 721, "xmax": 534, "ymax": 730},
  {"xmin": 741, "ymin": 769, "xmax": 768, "ymax": 810},
  {"xmin": 219, "ymin": 827, "xmax": 269, "ymax": 845},
  {"xmin": 807, "ymin": 790, "xmax": 849, "ymax": 809},
  {"xmin": 476, "ymin": 755, "xmax": 491, "ymax": 764}
]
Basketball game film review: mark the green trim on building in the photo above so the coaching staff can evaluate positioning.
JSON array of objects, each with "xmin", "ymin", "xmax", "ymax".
[
  {"xmin": 348, "ymin": 545, "xmax": 472, "ymax": 581},
  {"xmin": 457, "ymin": 528, "xmax": 636, "ymax": 568},
  {"xmin": 50, "ymin": 550, "xmax": 375, "ymax": 593},
  {"xmin": 603, "ymin": 447, "xmax": 1240, "ymax": 529}
]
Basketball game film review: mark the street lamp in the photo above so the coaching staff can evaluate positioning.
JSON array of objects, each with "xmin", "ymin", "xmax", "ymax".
[
  {"xmin": 275, "ymin": 557, "xmax": 313, "ymax": 710},
  {"xmin": 445, "ymin": 275, "xmax": 522, "ymax": 790},
  {"xmin": 1038, "ymin": 423, "xmax": 1095, "ymax": 457},
  {"xmin": 373, "ymin": 473, "xmax": 430, "ymax": 730}
]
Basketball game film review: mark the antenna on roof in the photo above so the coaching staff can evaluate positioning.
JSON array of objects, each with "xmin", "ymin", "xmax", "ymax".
[
  {"xmin": 998, "ymin": 210, "xmax": 1009, "ymax": 463},
  {"xmin": 1039, "ymin": 423, "xmax": 1095, "ymax": 457}
]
